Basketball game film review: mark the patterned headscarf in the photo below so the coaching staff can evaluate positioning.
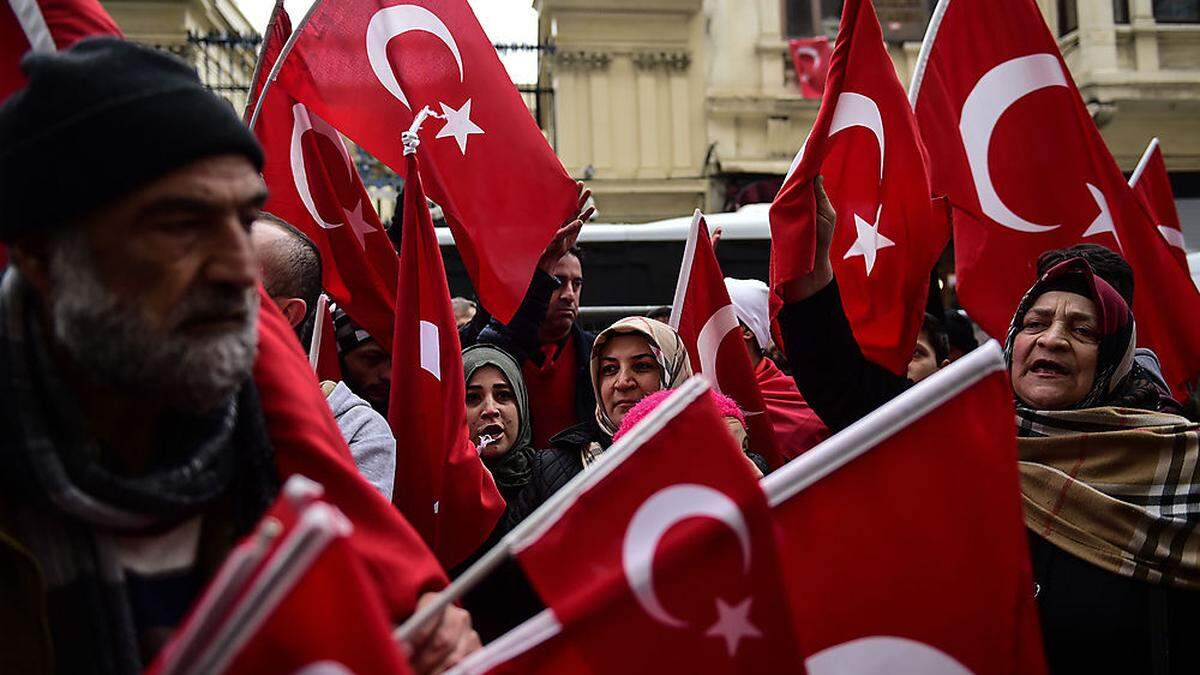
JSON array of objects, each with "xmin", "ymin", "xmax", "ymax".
[
  {"xmin": 1003, "ymin": 257, "xmax": 1135, "ymax": 410},
  {"xmin": 589, "ymin": 316, "xmax": 693, "ymax": 438}
]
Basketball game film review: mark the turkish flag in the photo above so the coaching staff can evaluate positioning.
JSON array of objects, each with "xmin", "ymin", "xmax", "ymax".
[
  {"xmin": 387, "ymin": 149, "xmax": 505, "ymax": 569},
  {"xmin": 151, "ymin": 486, "xmax": 412, "ymax": 675},
  {"xmin": 788, "ymin": 37, "xmax": 831, "ymax": 99},
  {"xmin": 275, "ymin": 0, "xmax": 577, "ymax": 324},
  {"xmin": 512, "ymin": 379, "xmax": 805, "ymax": 673},
  {"xmin": 1130, "ymin": 138, "xmax": 1189, "ymax": 273},
  {"xmin": 771, "ymin": 0, "xmax": 949, "ymax": 375},
  {"xmin": 1, "ymin": 0, "xmax": 120, "ymax": 102},
  {"xmin": 911, "ymin": 0, "xmax": 1200, "ymax": 396},
  {"xmin": 768, "ymin": 344, "xmax": 1046, "ymax": 674},
  {"xmin": 253, "ymin": 6, "xmax": 400, "ymax": 349},
  {"xmin": 254, "ymin": 288, "xmax": 446, "ymax": 618},
  {"xmin": 669, "ymin": 211, "xmax": 784, "ymax": 468}
]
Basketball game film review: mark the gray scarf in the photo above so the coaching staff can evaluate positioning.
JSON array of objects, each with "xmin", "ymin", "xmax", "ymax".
[
  {"xmin": 0, "ymin": 270, "xmax": 276, "ymax": 673},
  {"xmin": 462, "ymin": 344, "xmax": 533, "ymax": 491}
]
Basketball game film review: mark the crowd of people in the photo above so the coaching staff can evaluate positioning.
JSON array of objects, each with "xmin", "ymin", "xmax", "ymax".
[{"xmin": 1, "ymin": 36, "xmax": 1197, "ymax": 675}]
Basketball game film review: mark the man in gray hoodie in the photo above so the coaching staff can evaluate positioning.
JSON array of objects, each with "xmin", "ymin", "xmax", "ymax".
[{"xmin": 251, "ymin": 214, "xmax": 396, "ymax": 500}]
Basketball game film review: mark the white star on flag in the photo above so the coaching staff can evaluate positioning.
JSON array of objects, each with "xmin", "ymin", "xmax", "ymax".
[
  {"xmin": 436, "ymin": 99, "xmax": 485, "ymax": 154},
  {"xmin": 704, "ymin": 597, "xmax": 762, "ymax": 657},
  {"xmin": 843, "ymin": 209, "xmax": 896, "ymax": 276},
  {"xmin": 341, "ymin": 201, "xmax": 377, "ymax": 250}
]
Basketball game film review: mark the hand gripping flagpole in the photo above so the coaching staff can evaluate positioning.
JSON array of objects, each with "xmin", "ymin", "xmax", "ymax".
[{"xmin": 392, "ymin": 377, "xmax": 714, "ymax": 644}]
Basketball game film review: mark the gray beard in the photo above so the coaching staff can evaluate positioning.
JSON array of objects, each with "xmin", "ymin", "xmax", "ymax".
[{"xmin": 48, "ymin": 230, "xmax": 259, "ymax": 413}]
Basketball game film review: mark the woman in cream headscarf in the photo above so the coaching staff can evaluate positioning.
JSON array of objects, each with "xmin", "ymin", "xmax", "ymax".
[{"xmin": 501, "ymin": 317, "xmax": 694, "ymax": 528}]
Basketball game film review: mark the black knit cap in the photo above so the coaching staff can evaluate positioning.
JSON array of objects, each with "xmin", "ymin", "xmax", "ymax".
[{"xmin": 0, "ymin": 36, "xmax": 264, "ymax": 242}]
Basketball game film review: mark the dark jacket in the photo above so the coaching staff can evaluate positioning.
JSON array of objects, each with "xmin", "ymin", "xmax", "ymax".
[
  {"xmin": 778, "ymin": 279, "xmax": 1198, "ymax": 675},
  {"xmin": 462, "ymin": 270, "xmax": 598, "ymax": 430},
  {"xmin": 776, "ymin": 279, "xmax": 910, "ymax": 433}
]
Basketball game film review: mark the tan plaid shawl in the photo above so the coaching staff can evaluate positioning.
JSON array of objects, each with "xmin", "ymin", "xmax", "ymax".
[{"xmin": 1017, "ymin": 407, "xmax": 1200, "ymax": 589}]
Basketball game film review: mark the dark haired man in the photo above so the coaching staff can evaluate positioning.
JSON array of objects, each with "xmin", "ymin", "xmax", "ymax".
[
  {"xmin": 468, "ymin": 196, "xmax": 595, "ymax": 448},
  {"xmin": 252, "ymin": 216, "xmax": 396, "ymax": 500}
]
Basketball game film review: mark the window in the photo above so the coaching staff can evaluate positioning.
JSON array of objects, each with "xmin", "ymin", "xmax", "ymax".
[
  {"xmin": 783, "ymin": 0, "xmax": 843, "ymax": 37},
  {"xmin": 1154, "ymin": 0, "xmax": 1200, "ymax": 22},
  {"xmin": 1113, "ymin": 0, "xmax": 1130, "ymax": 24},
  {"xmin": 1057, "ymin": 0, "xmax": 1079, "ymax": 36}
]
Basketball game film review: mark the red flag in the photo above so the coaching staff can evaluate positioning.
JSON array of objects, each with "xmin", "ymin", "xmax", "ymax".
[
  {"xmin": 766, "ymin": 342, "xmax": 1046, "ymax": 674},
  {"xmin": 253, "ymin": 7, "xmax": 399, "ymax": 349},
  {"xmin": 255, "ymin": 288, "xmax": 446, "ymax": 618},
  {"xmin": 387, "ymin": 147, "xmax": 505, "ymax": 569},
  {"xmin": 274, "ymin": 0, "xmax": 577, "ymax": 323},
  {"xmin": 151, "ymin": 483, "xmax": 413, "ymax": 675},
  {"xmin": 669, "ymin": 211, "xmax": 784, "ymax": 468},
  {"xmin": 910, "ymin": 0, "xmax": 1200, "ymax": 396},
  {"xmin": 1129, "ymin": 138, "xmax": 1189, "ymax": 273},
  {"xmin": 771, "ymin": 0, "xmax": 949, "ymax": 374},
  {"xmin": 1, "ymin": 0, "xmax": 120, "ymax": 102},
  {"xmin": 787, "ymin": 37, "xmax": 831, "ymax": 99},
  {"xmin": 511, "ymin": 379, "xmax": 805, "ymax": 673}
]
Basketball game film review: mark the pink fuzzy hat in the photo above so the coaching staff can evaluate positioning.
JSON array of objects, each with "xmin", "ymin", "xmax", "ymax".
[{"xmin": 613, "ymin": 389, "xmax": 746, "ymax": 442}]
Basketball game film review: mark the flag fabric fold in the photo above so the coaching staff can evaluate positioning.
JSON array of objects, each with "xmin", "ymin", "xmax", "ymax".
[
  {"xmin": 274, "ymin": 0, "xmax": 577, "ymax": 323},
  {"xmin": 1, "ymin": 0, "xmax": 120, "ymax": 102},
  {"xmin": 510, "ymin": 378, "xmax": 805, "ymax": 673},
  {"xmin": 669, "ymin": 211, "xmax": 784, "ymax": 467},
  {"xmin": 252, "ymin": 5, "xmax": 400, "ymax": 349},
  {"xmin": 770, "ymin": 0, "xmax": 949, "ymax": 375},
  {"xmin": 387, "ymin": 146, "xmax": 505, "ymax": 569},
  {"xmin": 1129, "ymin": 138, "xmax": 1189, "ymax": 274}
]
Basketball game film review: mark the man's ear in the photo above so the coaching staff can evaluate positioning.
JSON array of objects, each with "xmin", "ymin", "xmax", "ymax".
[
  {"xmin": 279, "ymin": 297, "xmax": 308, "ymax": 329},
  {"xmin": 741, "ymin": 325, "xmax": 756, "ymax": 343}
]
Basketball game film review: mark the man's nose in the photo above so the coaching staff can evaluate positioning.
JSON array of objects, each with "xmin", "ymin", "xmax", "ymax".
[{"xmin": 206, "ymin": 215, "xmax": 258, "ymax": 288}]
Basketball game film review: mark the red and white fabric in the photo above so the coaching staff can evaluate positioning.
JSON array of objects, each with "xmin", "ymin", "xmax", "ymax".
[
  {"xmin": 1129, "ymin": 137, "xmax": 1189, "ymax": 274},
  {"xmin": 788, "ymin": 36, "xmax": 831, "ymax": 99},
  {"xmin": 910, "ymin": 0, "xmax": 1200, "ymax": 397},
  {"xmin": 508, "ymin": 379, "xmax": 805, "ymax": 672},
  {"xmin": 387, "ymin": 146, "xmax": 505, "ymax": 569},
  {"xmin": 771, "ymin": 0, "xmax": 949, "ymax": 375},
  {"xmin": 764, "ymin": 341, "xmax": 1046, "ymax": 674},
  {"xmin": 670, "ymin": 212, "xmax": 784, "ymax": 468},
  {"xmin": 1, "ymin": 0, "xmax": 120, "ymax": 102},
  {"xmin": 272, "ymin": 0, "xmax": 577, "ymax": 323},
  {"xmin": 252, "ymin": 5, "xmax": 399, "ymax": 348}
]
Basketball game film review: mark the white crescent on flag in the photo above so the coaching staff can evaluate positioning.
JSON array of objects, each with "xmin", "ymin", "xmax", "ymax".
[{"xmin": 365, "ymin": 4, "xmax": 465, "ymax": 111}]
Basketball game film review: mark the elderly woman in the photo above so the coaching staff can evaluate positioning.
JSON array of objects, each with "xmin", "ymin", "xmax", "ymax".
[{"xmin": 776, "ymin": 184, "xmax": 1198, "ymax": 673}]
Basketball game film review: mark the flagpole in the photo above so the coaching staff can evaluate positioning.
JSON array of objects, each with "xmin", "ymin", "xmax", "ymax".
[
  {"xmin": 307, "ymin": 293, "xmax": 329, "ymax": 372},
  {"xmin": 666, "ymin": 209, "xmax": 703, "ymax": 330},
  {"xmin": 760, "ymin": 339, "xmax": 1006, "ymax": 507},
  {"xmin": 392, "ymin": 377, "xmax": 713, "ymax": 643},
  {"xmin": 907, "ymin": 0, "xmax": 952, "ymax": 106},
  {"xmin": 242, "ymin": 0, "xmax": 286, "ymax": 122},
  {"xmin": 246, "ymin": 0, "xmax": 328, "ymax": 132},
  {"xmin": 1127, "ymin": 137, "xmax": 1160, "ymax": 188}
]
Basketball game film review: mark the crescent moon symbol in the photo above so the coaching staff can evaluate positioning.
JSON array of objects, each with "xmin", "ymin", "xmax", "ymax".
[
  {"xmin": 805, "ymin": 636, "xmax": 974, "ymax": 675},
  {"xmin": 366, "ymin": 4, "xmax": 465, "ymax": 110},
  {"xmin": 290, "ymin": 103, "xmax": 358, "ymax": 230},
  {"xmin": 828, "ymin": 92, "xmax": 885, "ymax": 184},
  {"xmin": 696, "ymin": 304, "xmax": 740, "ymax": 394},
  {"xmin": 796, "ymin": 46, "xmax": 821, "ymax": 69},
  {"xmin": 622, "ymin": 484, "xmax": 752, "ymax": 628},
  {"xmin": 959, "ymin": 54, "xmax": 1065, "ymax": 233}
]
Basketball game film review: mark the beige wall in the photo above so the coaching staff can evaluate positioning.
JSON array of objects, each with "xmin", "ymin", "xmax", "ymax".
[
  {"xmin": 102, "ymin": 0, "xmax": 259, "ymax": 112},
  {"xmin": 540, "ymin": 0, "xmax": 1200, "ymax": 223}
]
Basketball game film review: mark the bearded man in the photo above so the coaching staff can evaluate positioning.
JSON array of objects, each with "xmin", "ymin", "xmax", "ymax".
[{"xmin": 0, "ymin": 38, "xmax": 476, "ymax": 674}]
